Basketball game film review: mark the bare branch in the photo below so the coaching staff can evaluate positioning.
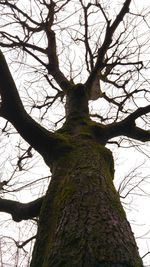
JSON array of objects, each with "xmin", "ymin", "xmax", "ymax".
[
  {"xmin": 44, "ymin": 1, "xmax": 72, "ymax": 91},
  {"xmin": 0, "ymin": 32, "xmax": 46, "ymax": 54},
  {"xmin": 0, "ymin": 197, "xmax": 44, "ymax": 222},
  {"xmin": 0, "ymin": 0, "xmax": 41, "ymax": 26},
  {"xmin": 79, "ymin": 1, "xmax": 94, "ymax": 71},
  {"xmin": 123, "ymin": 105, "xmax": 150, "ymax": 123},
  {"xmin": 104, "ymin": 105, "xmax": 150, "ymax": 142},
  {"xmin": 16, "ymin": 235, "xmax": 36, "ymax": 248},
  {"xmin": 0, "ymin": 0, "xmax": 72, "ymax": 92},
  {"xmin": 86, "ymin": 0, "xmax": 131, "ymax": 96},
  {"xmin": 0, "ymin": 50, "xmax": 70, "ymax": 164},
  {"xmin": 123, "ymin": 126, "xmax": 150, "ymax": 142}
]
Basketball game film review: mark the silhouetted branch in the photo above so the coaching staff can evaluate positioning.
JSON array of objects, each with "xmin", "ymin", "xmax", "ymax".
[
  {"xmin": 17, "ymin": 235, "xmax": 36, "ymax": 248},
  {"xmin": 0, "ymin": 32, "xmax": 46, "ymax": 54},
  {"xmin": 45, "ymin": 1, "xmax": 72, "ymax": 91},
  {"xmin": 0, "ymin": 0, "xmax": 72, "ymax": 92},
  {"xmin": 0, "ymin": 197, "xmax": 44, "ymax": 222},
  {"xmin": 0, "ymin": 50, "xmax": 69, "ymax": 164},
  {"xmin": 86, "ymin": 0, "xmax": 131, "ymax": 96},
  {"xmin": 105, "ymin": 105, "xmax": 150, "ymax": 142}
]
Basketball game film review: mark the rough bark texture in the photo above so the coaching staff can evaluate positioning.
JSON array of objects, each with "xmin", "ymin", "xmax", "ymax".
[{"xmin": 30, "ymin": 137, "xmax": 143, "ymax": 267}]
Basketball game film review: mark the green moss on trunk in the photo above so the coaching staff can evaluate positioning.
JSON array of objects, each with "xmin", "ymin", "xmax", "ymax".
[{"xmin": 30, "ymin": 137, "xmax": 143, "ymax": 267}]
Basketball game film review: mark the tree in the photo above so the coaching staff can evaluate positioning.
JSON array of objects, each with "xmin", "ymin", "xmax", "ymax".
[{"xmin": 0, "ymin": 0, "xmax": 150, "ymax": 266}]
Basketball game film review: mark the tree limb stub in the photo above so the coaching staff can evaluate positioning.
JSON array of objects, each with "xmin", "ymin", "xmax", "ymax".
[{"xmin": 0, "ymin": 197, "xmax": 44, "ymax": 222}]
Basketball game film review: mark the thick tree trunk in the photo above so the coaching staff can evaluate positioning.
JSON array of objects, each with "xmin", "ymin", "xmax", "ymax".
[{"xmin": 30, "ymin": 138, "xmax": 143, "ymax": 267}]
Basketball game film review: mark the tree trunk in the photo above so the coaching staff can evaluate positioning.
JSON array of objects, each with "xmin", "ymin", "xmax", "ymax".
[{"xmin": 30, "ymin": 137, "xmax": 143, "ymax": 267}]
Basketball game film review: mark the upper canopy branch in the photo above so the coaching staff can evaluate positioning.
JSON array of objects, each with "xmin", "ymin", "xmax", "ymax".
[
  {"xmin": 79, "ymin": 0, "xmax": 94, "ymax": 72},
  {"xmin": 46, "ymin": 27, "xmax": 71, "ymax": 91},
  {"xmin": 0, "ymin": 31, "xmax": 46, "ymax": 54},
  {"xmin": 86, "ymin": 0, "xmax": 131, "ymax": 92},
  {"xmin": 0, "ymin": 196, "xmax": 44, "ymax": 222},
  {"xmin": 0, "ymin": 0, "xmax": 41, "ymax": 26},
  {"xmin": 45, "ymin": 1, "xmax": 72, "ymax": 91},
  {"xmin": 0, "ymin": 0, "xmax": 72, "ymax": 92}
]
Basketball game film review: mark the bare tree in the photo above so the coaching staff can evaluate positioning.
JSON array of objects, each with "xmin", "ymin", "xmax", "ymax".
[{"xmin": 0, "ymin": 0, "xmax": 150, "ymax": 266}]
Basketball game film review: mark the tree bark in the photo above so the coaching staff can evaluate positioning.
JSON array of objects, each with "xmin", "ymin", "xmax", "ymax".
[{"xmin": 30, "ymin": 137, "xmax": 143, "ymax": 267}]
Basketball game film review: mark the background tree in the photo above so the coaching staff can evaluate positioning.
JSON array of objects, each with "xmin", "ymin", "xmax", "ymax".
[{"xmin": 0, "ymin": 0, "xmax": 150, "ymax": 266}]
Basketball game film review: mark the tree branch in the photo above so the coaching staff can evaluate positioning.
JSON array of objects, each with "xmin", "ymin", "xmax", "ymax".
[
  {"xmin": 0, "ymin": 0, "xmax": 41, "ymax": 26},
  {"xmin": 45, "ymin": 1, "xmax": 72, "ymax": 91},
  {"xmin": 86, "ymin": 0, "xmax": 131, "ymax": 96},
  {"xmin": 0, "ymin": 0, "xmax": 72, "ymax": 92},
  {"xmin": 123, "ymin": 105, "xmax": 150, "ymax": 123},
  {"xmin": 0, "ymin": 196, "xmax": 44, "ymax": 222},
  {"xmin": 125, "ymin": 126, "xmax": 150, "ymax": 142},
  {"xmin": 0, "ymin": 50, "xmax": 69, "ymax": 164},
  {"xmin": 0, "ymin": 32, "xmax": 46, "ymax": 54},
  {"xmin": 105, "ymin": 105, "xmax": 150, "ymax": 142}
]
